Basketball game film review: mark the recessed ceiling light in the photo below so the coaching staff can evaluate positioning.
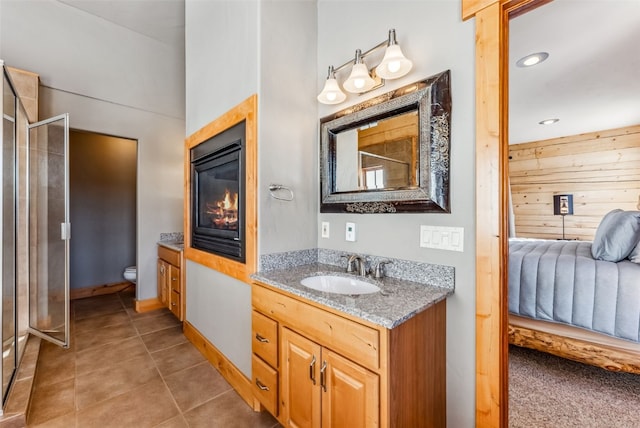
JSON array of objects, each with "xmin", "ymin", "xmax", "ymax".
[
  {"xmin": 516, "ymin": 52, "xmax": 549, "ymax": 68},
  {"xmin": 539, "ymin": 118, "xmax": 559, "ymax": 125}
]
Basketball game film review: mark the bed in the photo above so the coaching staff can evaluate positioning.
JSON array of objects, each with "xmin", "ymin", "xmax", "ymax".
[{"xmin": 508, "ymin": 209, "xmax": 640, "ymax": 373}]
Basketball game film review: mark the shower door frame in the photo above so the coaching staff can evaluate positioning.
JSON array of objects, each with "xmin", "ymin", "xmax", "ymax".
[
  {"xmin": 27, "ymin": 113, "xmax": 71, "ymax": 349},
  {"xmin": 1, "ymin": 64, "xmax": 19, "ymax": 408}
]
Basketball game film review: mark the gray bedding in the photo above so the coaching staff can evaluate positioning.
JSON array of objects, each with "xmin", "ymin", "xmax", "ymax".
[{"xmin": 509, "ymin": 239, "xmax": 640, "ymax": 343}]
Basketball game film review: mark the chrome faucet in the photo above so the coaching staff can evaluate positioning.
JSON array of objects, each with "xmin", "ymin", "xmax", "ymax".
[
  {"xmin": 346, "ymin": 254, "xmax": 368, "ymax": 276},
  {"xmin": 371, "ymin": 260, "xmax": 392, "ymax": 279}
]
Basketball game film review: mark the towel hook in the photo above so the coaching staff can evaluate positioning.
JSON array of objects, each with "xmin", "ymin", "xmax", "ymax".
[{"xmin": 268, "ymin": 184, "xmax": 294, "ymax": 201}]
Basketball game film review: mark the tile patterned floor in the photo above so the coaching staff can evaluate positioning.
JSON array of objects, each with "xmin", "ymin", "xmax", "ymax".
[{"xmin": 27, "ymin": 288, "xmax": 280, "ymax": 428}]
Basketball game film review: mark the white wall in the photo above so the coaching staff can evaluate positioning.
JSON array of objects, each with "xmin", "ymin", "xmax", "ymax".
[
  {"xmin": 39, "ymin": 88, "xmax": 184, "ymax": 300},
  {"xmin": 1, "ymin": 0, "xmax": 185, "ymax": 301},
  {"xmin": 258, "ymin": 1, "xmax": 318, "ymax": 255},
  {"xmin": 185, "ymin": 0, "xmax": 259, "ymax": 379},
  {"xmin": 1, "ymin": 0, "xmax": 184, "ymax": 120},
  {"xmin": 185, "ymin": 0, "xmax": 258, "ymax": 134},
  {"xmin": 185, "ymin": 0, "xmax": 317, "ymax": 378},
  {"xmin": 317, "ymin": 2, "xmax": 476, "ymax": 427}
]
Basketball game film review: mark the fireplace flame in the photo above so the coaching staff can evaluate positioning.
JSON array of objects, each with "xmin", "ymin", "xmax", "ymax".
[
  {"xmin": 220, "ymin": 190, "xmax": 237, "ymax": 210},
  {"xmin": 206, "ymin": 189, "xmax": 238, "ymax": 230}
]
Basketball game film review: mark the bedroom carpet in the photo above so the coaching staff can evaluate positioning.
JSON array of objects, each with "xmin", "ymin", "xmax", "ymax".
[{"xmin": 509, "ymin": 345, "xmax": 640, "ymax": 427}]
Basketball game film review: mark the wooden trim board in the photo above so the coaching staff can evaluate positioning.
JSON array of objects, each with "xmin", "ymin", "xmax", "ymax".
[
  {"xmin": 469, "ymin": 2, "xmax": 508, "ymax": 426},
  {"xmin": 134, "ymin": 298, "xmax": 164, "ymax": 313},
  {"xmin": 183, "ymin": 95, "xmax": 258, "ymax": 283},
  {"xmin": 70, "ymin": 281, "xmax": 134, "ymax": 300},
  {"xmin": 463, "ymin": 0, "xmax": 550, "ymax": 426},
  {"xmin": 183, "ymin": 321, "xmax": 256, "ymax": 409}
]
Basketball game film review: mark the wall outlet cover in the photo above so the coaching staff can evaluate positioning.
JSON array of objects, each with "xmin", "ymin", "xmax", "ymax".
[
  {"xmin": 321, "ymin": 222, "xmax": 330, "ymax": 238},
  {"xmin": 420, "ymin": 225, "xmax": 464, "ymax": 252}
]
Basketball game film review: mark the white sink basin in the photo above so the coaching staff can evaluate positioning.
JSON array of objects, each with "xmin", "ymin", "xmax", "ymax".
[{"xmin": 300, "ymin": 275, "xmax": 380, "ymax": 295}]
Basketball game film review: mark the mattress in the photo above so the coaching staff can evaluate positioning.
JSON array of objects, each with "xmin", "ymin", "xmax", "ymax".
[{"xmin": 508, "ymin": 239, "xmax": 640, "ymax": 343}]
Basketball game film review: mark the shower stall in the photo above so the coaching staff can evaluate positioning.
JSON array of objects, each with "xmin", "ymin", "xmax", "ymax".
[{"xmin": 1, "ymin": 62, "xmax": 70, "ymax": 411}]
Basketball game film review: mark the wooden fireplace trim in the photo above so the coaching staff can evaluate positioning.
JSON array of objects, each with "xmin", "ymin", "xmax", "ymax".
[{"xmin": 184, "ymin": 94, "xmax": 258, "ymax": 282}]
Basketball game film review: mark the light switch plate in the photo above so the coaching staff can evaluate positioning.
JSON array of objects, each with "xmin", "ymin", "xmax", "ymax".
[
  {"xmin": 420, "ymin": 225, "xmax": 464, "ymax": 252},
  {"xmin": 345, "ymin": 222, "xmax": 356, "ymax": 242},
  {"xmin": 321, "ymin": 222, "xmax": 330, "ymax": 238}
]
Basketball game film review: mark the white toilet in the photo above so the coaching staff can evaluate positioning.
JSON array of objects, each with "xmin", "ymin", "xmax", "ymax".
[{"xmin": 123, "ymin": 266, "xmax": 137, "ymax": 284}]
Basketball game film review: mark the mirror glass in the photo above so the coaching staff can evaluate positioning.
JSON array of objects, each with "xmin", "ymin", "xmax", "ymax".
[
  {"xmin": 320, "ymin": 70, "xmax": 451, "ymax": 213},
  {"xmin": 335, "ymin": 110, "xmax": 419, "ymax": 192}
]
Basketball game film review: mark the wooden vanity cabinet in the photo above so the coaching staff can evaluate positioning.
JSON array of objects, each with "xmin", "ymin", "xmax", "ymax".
[
  {"xmin": 157, "ymin": 245, "xmax": 183, "ymax": 320},
  {"xmin": 281, "ymin": 328, "xmax": 379, "ymax": 428},
  {"xmin": 251, "ymin": 282, "xmax": 446, "ymax": 428}
]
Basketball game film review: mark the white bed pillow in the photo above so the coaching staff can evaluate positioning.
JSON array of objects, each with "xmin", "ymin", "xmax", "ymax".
[{"xmin": 591, "ymin": 209, "xmax": 640, "ymax": 262}]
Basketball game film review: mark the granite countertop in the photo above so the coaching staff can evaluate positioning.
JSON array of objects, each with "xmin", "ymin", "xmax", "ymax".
[
  {"xmin": 158, "ymin": 241, "xmax": 184, "ymax": 251},
  {"xmin": 251, "ymin": 263, "xmax": 453, "ymax": 329}
]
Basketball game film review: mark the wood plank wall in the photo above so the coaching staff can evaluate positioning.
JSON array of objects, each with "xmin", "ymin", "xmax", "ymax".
[{"xmin": 509, "ymin": 124, "xmax": 640, "ymax": 241}]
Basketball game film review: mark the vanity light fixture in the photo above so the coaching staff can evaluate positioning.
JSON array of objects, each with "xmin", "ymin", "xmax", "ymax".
[
  {"xmin": 376, "ymin": 29, "xmax": 413, "ymax": 79},
  {"xmin": 317, "ymin": 66, "xmax": 347, "ymax": 104},
  {"xmin": 317, "ymin": 29, "xmax": 413, "ymax": 105},
  {"xmin": 516, "ymin": 52, "xmax": 549, "ymax": 68},
  {"xmin": 539, "ymin": 118, "xmax": 559, "ymax": 125},
  {"xmin": 343, "ymin": 49, "xmax": 377, "ymax": 93}
]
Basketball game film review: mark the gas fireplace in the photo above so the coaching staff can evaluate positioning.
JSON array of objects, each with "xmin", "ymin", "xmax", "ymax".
[{"xmin": 190, "ymin": 121, "xmax": 245, "ymax": 262}]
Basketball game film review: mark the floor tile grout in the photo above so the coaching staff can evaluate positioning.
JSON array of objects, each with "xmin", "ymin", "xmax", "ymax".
[{"xmin": 27, "ymin": 290, "xmax": 279, "ymax": 428}]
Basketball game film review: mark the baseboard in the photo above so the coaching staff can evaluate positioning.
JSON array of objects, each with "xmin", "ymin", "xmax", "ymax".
[
  {"xmin": 134, "ymin": 298, "xmax": 164, "ymax": 313},
  {"xmin": 71, "ymin": 281, "xmax": 134, "ymax": 300},
  {"xmin": 183, "ymin": 320, "xmax": 256, "ymax": 409}
]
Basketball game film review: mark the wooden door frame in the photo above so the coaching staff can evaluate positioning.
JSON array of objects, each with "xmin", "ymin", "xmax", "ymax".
[{"xmin": 461, "ymin": 0, "xmax": 549, "ymax": 426}]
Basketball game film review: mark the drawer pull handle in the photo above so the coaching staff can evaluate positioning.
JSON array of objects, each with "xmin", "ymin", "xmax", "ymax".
[
  {"xmin": 320, "ymin": 360, "xmax": 327, "ymax": 392},
  {"xmin": 255, "ymin": 334, "xmax": 269, "ymax": 343},
  {"xmin": 309, "ymin": 355, "xmax": 316, "ymax": 385},
  {"xmin": 256, "ymin": 379, "xmax": 270, "ymax": 391}
]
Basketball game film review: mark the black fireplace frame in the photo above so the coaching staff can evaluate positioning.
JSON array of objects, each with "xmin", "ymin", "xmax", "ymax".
[{"xmin": 190, "ymin": 120, "xmax": 246, "ymax": 263}]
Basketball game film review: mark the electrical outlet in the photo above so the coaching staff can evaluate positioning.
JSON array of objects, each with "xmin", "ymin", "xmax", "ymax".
[
  {"xmin": 321, "ymin": 222, "xmax": 330, "ymax": 238},
  {"xmin": 345, "ymin": 222, "xmax": 356, "ymax": 242}
]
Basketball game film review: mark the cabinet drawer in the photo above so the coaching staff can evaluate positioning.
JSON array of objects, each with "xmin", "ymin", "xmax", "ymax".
[
  {"xmin": 170, "ymin": 290, "xmax": 180, "ymax": 318},
  {"xmin": 252, "ymin": 310, "xmax": 278, "ymax": 368},
  {"xmin": 169, "ymin": 265, "xmax": 181, "ymax": 293},
  {"xmin": 253, "ymin": 284, "xmax": 380, "ymax": 371},
  {"xmin": 158, "ymin": 245, "xmax": 181, "ymax": 267},
  {"xmin": 252, "ymin": 354, "xmax": 278, "ymax": 416}
]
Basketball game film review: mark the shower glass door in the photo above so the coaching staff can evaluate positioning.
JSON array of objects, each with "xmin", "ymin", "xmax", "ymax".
[
  {"xmin": 2, "ymin": 68, "xmax": 18, "ymax": 404},
  {"xmin": 28, "ymin": 114, "xmax": 70, "ymax": 348}
]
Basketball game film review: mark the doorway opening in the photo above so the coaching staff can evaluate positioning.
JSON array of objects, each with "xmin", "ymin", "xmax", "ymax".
[{"xmin": 69, "ymin": 130, "xmax": 137, "ymax": 299}]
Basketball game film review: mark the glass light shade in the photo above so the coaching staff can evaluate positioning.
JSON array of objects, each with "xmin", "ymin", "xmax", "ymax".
[
  {"xmin": 317, "ymin": 77, "xmax": 346, "ymax": 104},
  {"xmin": 376, "ymin": 44, "xmax": 413, "ymax": 79},
  {"xmin": 343, "ymin": 63, "xmax": 376, "ymax": 94}
]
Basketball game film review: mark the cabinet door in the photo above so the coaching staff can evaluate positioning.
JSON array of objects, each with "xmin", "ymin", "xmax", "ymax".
[
  {"xmin": 157, "ymin": 259, "xmax": 168, "ymax": 306},
  {"xmin": 321, "ymin": 349, "xmax": 379, "ymax": 428},
  {"xmin": 281, "ymin": 328, "xmax": 321, "ymax": 428}
]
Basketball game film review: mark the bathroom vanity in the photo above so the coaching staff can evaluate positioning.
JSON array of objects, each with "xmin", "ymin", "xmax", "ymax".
[
  {"xmin": 157, "ymin": 242, "xmax": 185, "ymax": 320},
  {"xmin": 251, "ymin": 263, "xmax": 452, "ymax": 428}
]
